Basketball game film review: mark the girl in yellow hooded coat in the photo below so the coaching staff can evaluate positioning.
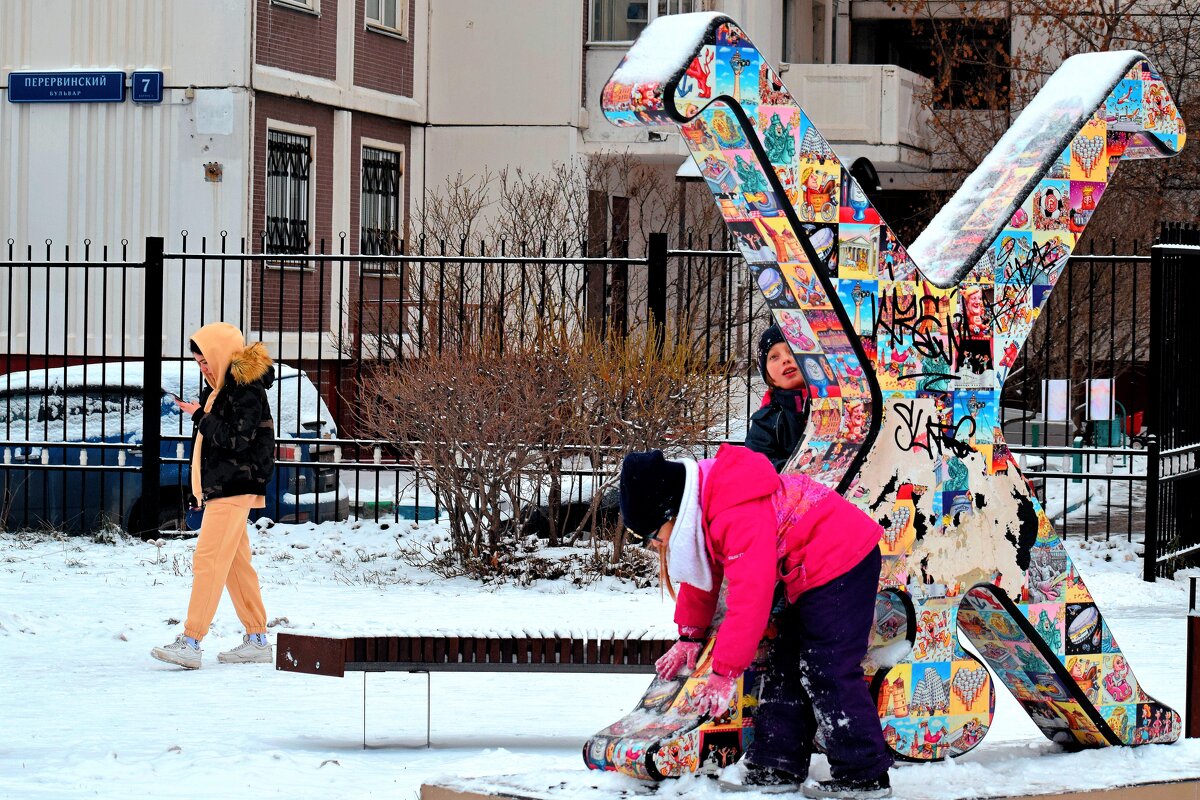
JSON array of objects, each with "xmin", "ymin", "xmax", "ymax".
[{"xmin": 152, "ymin": 322, "xmax": 276, "ymax": 669}]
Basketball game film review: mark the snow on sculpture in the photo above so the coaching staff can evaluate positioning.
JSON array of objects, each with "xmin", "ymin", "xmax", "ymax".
[{"xmin": 585, "ymin": 12, "xmax": 1186, "ymax": 780}]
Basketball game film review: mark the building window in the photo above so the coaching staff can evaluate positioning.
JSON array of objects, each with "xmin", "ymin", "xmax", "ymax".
[
  {"xmin": 590, "ymin": 0, "xmax": 704, "ymax": 43},
  {"xmin": 271, "ymin": 0, "xmax": 319, "ymax": 13},
  {"xmin": 265, "ymin": 130, "xmax": 312, "ymax": 256},
  {"xmin": 360, "ymin": 146, "xmax": 403, "ymax": 271},
  {"xmin": 366, "ymin": 0, "xmax": 407, "ymax": 37}
]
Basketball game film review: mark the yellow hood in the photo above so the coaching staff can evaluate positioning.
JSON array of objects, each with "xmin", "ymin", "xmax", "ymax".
[{"xmin": 189, "ymin": 323, "xmax": 272, "ymax": 391}]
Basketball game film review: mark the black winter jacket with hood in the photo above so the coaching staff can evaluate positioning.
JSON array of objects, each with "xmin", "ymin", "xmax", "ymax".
[
  {"xmin": 188, "ymin": 323, "xmax": 276, "ymax": 504},
  {"xmin": 744, "ymin": 387, "xmax": 810, "ymax": 472}
]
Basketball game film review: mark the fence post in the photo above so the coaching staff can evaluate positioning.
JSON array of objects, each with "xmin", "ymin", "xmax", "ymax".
[
  {"xmin": 1188, "ymin": 576, "xmax": 1199, "ymax": 738},
  {"xmin": 139, "ymin": 236, "xmax": 165, "ymax": 535},
  {"xmin": 1143, "ymin": 435, "xmax": 1159, "ymax": 583},
  {"xmin": 1147, "ymin": 237, "xmax": 1163, "ymax": 441},
  {"xmin": 586, "ymin": 190, "xmax": 609, "ymax": 336},
  {"xmin": 647, "ymin": 232, "xmax": 667, "ymax": 351}
]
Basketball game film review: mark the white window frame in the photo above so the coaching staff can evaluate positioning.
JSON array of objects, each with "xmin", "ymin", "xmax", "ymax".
[
  {"xmin": 270, "ymin": 0, "xmax": 320, "ymax": 16},
  {"xmin": 365, "ymin": 0, "xmax": 408, "ymax": 39},
  {"xmin": 264, "ymin": 120, "xmax": 318, "ymax": 271},
  {"xmin": 359, "ymin": 139, "xmax": 406, "ymax": 274},
  {"xmin": 588, "ymin": 0, "xmax": 706, "ymax": 44}
]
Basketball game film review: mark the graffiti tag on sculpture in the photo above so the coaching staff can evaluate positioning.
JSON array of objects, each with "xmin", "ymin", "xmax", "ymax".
[{"xmin": 585, "ymin": 12, "xmax": 1185, "ymax": 780}]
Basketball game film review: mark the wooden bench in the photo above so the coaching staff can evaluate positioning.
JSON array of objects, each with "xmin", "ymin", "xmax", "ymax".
[{"xmin": 276, "ymin": 632, "xmax": 674, "ymax": 746}]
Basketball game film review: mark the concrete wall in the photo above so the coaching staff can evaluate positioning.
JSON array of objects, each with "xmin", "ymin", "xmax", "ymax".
[
  {"xmin": 426, "ymin": 0, "xmax": 584, "ymax": 126},
  {"xmin": 0, "ymin": 0, "xmax": 252, "ymax": 253}
]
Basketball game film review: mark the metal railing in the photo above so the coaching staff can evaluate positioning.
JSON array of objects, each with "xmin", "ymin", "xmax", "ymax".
[{"xmin": 0, "ymin": 232, "xmax": 1180, "ymax": 557}]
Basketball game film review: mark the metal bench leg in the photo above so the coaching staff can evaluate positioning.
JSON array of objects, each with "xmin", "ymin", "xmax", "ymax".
[
  {"xmin": 411, "ymin": 669, "xmax": 431, "ymax": 747},
  {"xmin": 362, "ymin": 670, "xmax": 432, "ymax": 748}
]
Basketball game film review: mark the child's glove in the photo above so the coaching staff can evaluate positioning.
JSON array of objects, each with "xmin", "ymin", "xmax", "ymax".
[
  {"xmin": 693, "ymin": 672, "xmax": 737, "ymax": 717},
  {"xmin": 655, "ymin": 640, "xmax": 702, "ymax": 680}
]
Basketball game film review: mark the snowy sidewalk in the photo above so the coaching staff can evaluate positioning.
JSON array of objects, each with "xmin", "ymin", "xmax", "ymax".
[{"xmin": 1, "ymin": 522, "xmax": 1199, "ymax": 799}]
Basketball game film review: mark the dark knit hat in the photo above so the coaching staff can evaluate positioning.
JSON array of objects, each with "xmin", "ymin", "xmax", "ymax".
[
  {"xmin": 619, "ymin": 450, "xmax": 686, "ymax": 543},
  {"xmin": 757, "ymin": 324, "xmax": 786, "ymax": 383}
]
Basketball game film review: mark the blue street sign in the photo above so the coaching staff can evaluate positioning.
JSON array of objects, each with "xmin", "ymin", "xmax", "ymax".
[
  {"xmin": 8, "ymin": 70, "xmax": 126, "ymax": 103},
  {"xmin": 130, "ymin": 71, "xmax": 164, "ymax": 104}
]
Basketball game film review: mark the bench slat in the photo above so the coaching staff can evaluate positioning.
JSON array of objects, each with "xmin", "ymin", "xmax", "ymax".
[{"xmin": 279, "ymin": 633, "xmax": 675, "ymax": 676}]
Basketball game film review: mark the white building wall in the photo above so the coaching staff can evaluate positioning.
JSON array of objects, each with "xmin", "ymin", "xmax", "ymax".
[
  {"xmin": 423, "ymin": 124, "xmax": 581, "ymax": 190},
  {"xmin": 0, "ymin": 0, "xmax": 253, "ymax": 357},
  {"xmin": 426, "ymin": 0, "xmax": 583, "ymax": 126},
  {"xmin": 421, "ymin": 0, "xmax": 586, "ymax": 222}
]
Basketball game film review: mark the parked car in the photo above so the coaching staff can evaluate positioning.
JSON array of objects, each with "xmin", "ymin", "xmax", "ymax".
[{"xmin": 0, "ymin": 361, "xmax": 350, "ymax": 534}]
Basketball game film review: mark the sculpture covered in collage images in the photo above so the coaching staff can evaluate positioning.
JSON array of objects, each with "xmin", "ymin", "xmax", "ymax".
[{"xmin": 584, "ymin": 12, "xmax": 1187, "ymax": 782}]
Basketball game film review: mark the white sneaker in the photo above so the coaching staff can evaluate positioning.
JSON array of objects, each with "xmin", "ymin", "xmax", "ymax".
[
  {"xmin": 151, "ymin": 635, "xmax": 202, "ymax": 669},
  {"xmin": 218, "ymin": 635, "xmax": 273, "ymax": 664}
]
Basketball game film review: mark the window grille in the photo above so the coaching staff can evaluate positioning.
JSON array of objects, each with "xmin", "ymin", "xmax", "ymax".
[
  {"xmin": 266, "ymin": 130, "xmax": 312, "ymax": 257},
  {"xmin": 360, "ymin": 147, "xmax": 402, "ymax": 271}
]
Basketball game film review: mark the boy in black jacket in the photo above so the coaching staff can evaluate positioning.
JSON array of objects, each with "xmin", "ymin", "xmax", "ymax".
[{"xmin": 745, "ymin": 324, "xmax": 810, "ymax": 472}]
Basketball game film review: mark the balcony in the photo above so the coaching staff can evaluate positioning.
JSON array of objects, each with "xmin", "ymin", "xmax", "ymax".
[
  {"xmin": 776, "ymin": 63, "xmax": 932, "ymax": 181},
  {"xmin": 583, "ymin": 49, "xmax": 934, "ymax": 185}
]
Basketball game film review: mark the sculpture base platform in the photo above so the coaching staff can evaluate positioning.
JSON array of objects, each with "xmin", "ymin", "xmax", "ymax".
[{"xmin": 421, "ymin": 778, "xmax": 1200, "ymax": 800}]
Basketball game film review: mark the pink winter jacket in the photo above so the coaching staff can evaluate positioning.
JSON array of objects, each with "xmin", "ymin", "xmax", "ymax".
[{"xmin": 674, "ymin": 444, "xmax": 883, "ymax": 678}]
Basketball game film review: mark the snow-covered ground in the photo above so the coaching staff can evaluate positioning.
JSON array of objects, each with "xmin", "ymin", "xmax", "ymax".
[{"xmin": 1, "ymin": 520, "xmax": 1198, "ymax": 800}]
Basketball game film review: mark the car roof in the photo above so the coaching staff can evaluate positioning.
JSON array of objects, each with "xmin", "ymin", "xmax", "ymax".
[
  {"xmin": 0, "ymin": 361, "xmax": 336, "ymax": 436},
  {"xmin": 0, "ymin": 361, "xmax": 304, "ymax": 394}
]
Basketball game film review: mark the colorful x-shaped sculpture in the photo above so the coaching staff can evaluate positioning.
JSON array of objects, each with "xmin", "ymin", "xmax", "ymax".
[{"xmin": 585, "ymin": 12, "xmax": 1186, "ymax": 780}]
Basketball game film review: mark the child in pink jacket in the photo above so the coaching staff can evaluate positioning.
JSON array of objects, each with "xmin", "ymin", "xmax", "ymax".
[{"xmin": 619, "ymin": 445, "xmax": 893, "ymax": 799}]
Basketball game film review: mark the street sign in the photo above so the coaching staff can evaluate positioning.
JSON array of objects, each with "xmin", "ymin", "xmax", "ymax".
[
  {"xmin": 130, "ymin": 71, "xmax": 164, "ymax": 104},
  {"xmin": 8, "ymin": 70, "xmax": 125, "ymax": 103}
]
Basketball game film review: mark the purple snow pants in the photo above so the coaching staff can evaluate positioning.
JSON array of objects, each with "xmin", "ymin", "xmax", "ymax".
[{"xmin": 745, "ymin": 546, "xmax": 893, "ymax": 782}]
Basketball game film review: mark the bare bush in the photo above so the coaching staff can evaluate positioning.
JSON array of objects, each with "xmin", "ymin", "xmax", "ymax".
[
  {"xmin": 566, "ymin": 324, "xmax": 733, "ymax": 562},
  {"xmin": 355, "ymin": 326, "xmax": 572, "ymax": 567},
  {"xmin": 353, "ymin": 317, "xmax": 730, "ymax": 578}
]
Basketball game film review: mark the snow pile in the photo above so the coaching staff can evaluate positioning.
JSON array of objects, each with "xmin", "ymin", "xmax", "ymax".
[
  {"xmin": 609, "ymin": 12, "xmax": 724, "ymax": 85},
  {"xmin": 1, "ymin": 523, "xmax": 1198, "ymax": 799}
]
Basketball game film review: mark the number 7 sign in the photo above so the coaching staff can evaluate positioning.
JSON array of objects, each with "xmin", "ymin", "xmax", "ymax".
[{"xmin": 130, "ymin": 70, "xmax": 164, "ymax": 104}]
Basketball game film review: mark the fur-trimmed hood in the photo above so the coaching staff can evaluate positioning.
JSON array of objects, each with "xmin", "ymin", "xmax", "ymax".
[
  {"xmin": 231, "ymin": 341, "xmax": 273, "ymax": 386},
  {"xmin": 190, "ymin": 322, "xmax": 273, "ymax": 391}
]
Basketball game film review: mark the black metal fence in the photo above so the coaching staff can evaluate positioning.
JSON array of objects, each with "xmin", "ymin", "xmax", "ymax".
[
  {"xmin": 1145, "ymin": 224, "xmax": 1200, "ymax": 579},
  {"xmin": 0, "ymin": 232, "xmax": 752, "ymax": 535},
  {"xmin": 0, "ymin": 232, "xmax": 1186, "ymax": 570},
  {"xmin": 1000, "ymin": 243, "xmax": 1156, "ymax": 550}
]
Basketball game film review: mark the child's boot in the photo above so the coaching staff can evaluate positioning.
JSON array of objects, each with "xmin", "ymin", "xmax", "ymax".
[
  {"xmin": 718, "ymin": 759, "xmax": 803, "ymax": 793},
  {"xmin": 802, "ymin": 771, "xmax": 891, "ymax": 799},
  {"xmin": 218, "ymin": 633, "xmax": 272, "ymax": 664},
  {"xmin": 151, "ymin": 634, "xmax": 202, "ymax": 669}
]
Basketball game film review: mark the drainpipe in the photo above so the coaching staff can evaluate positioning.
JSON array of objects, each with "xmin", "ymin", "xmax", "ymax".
[{"xmin": 1188, "ymin": 576, "xmax": 1199, "ymax": 737}]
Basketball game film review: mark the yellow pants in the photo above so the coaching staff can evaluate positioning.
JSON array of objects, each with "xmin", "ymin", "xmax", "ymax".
[{"xmin": 183, "ymin": 498, "xmax": 267, "ymax": 640}]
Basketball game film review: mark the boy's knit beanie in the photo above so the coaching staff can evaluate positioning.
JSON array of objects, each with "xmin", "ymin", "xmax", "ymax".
[
  {"xmin": 757, "ymin": 324, "xmax": 786, "ymax": 383},
  {"xmin": 619, "ymin": 450, "xmax": 686, "ymax": 541}
]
